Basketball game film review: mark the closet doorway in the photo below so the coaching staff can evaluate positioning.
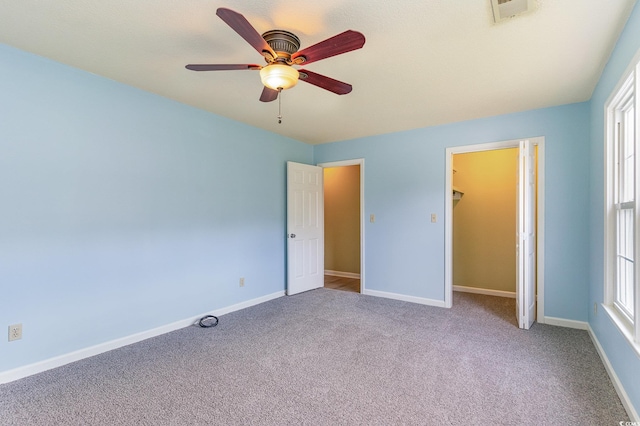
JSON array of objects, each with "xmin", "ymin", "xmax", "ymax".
[
  {"xmin": 444, "ymin": 138, "xmax": 545, "ymax": 328},
  {"xmin": 453, "ymin": 148, "xmax": 519, "ymax": 297},
  {"xmin": 319, "ymin": 159, "xmax": 365, "ymax": 294}
]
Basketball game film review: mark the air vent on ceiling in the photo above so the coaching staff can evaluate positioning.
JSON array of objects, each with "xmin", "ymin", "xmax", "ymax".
[{"xmin": 491, "ymin": 0, "xmax": 536, "ymax": 23}]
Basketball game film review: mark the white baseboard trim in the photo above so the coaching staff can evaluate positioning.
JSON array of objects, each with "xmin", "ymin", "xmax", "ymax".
[
  {"xmin": 588, "ymin": 325, "xmax": 639, "ymax": 422},
  {"xmin": 0, "ymin": 290, "xmax": 284, "ymax": 385},
  {"xmin": 364, "ymin": 289, "xmax": 446, "ymax": 308},
  {"xmin": 211, "ymin": 291, "xmax": 284, "ymax": 317},
  {"xmin": 542, "ymin": 316, "xmax": 589, "ymax": 330},
  {"xmin": 324, "ymin": 270, "xmax": 361, "ymax": 279},
  {"xmin": 453, "ymin": 285, "xmax": 515, "ymax": 299}
]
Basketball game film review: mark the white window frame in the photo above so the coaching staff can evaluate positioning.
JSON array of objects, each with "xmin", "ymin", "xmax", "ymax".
[{"xmin": 604, "ymin": 47, "xmax": 640, "ymax": 354}]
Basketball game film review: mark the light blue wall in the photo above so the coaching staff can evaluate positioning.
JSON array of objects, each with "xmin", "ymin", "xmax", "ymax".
[
  {"xmin": 314, "ymin": 103, "xmax": 591, "ymax": 320},
  {"xmin": 589, "ymin": 0, "xmax": 640, "ymax": 414},
  {"xmin": 0, "ymin": 44, "xmax": 312, "ymax": 372}
]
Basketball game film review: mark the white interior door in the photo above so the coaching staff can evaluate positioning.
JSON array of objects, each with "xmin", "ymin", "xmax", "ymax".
[
  {"xmin": 516, "ymin": 140, "xmax": 536, "ymax": 329},
  {"xmin": 287, "ymin": 161, "xmax": 324, "ymax": 295}
]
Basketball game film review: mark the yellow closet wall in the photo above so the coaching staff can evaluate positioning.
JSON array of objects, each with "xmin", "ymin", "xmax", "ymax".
[
  {"xmin": 453, "ymin": 148, "xmax": 518, "ymax": 293},
  {"xmin": 324, "ymin": 165, "xmax": 360, "ymax": 274}
]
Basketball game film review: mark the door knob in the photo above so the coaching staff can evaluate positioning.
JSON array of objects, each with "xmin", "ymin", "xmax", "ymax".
[{"xmin": 289, "ymin": 234, "xmax": 296, "ymax": 238}]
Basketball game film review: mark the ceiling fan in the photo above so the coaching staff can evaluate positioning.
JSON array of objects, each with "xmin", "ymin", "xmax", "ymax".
[{"xmin": 185, "ymin": 8, "xmax": 366, "ymax": 103}]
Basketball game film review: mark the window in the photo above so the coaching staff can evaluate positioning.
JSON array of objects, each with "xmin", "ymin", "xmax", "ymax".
[{"xmin": 605, "ymin": 52, "xmax": 640, "ymax": 349}]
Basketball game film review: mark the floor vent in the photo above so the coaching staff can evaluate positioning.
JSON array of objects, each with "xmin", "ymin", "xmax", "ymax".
[{"xmin": 491, "ymin": 0, "xmax": 537, "ymax": 23}]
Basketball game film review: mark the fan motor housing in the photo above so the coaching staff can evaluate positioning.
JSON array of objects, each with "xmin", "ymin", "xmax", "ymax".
[{"xmin": 262, "ymin": 30, "xmax": 301, "ymax": 58}]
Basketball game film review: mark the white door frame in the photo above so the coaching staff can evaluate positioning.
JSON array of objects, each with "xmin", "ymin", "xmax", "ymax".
[
  {"xmin": 317, "ymin": 159, "xmax": 365, "ymax": 293},
  {"xmin": 444, "ymin": 138, "xmax": 545, "ymax": 324}
]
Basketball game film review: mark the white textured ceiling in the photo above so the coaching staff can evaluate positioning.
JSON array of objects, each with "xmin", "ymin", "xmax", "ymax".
[{"xmin": 0, "ymin": 0, "xmax": 636, "ymax": 144}]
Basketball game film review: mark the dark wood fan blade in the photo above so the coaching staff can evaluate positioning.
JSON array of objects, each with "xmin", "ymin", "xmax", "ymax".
[
  {"xmin": 259, "ymin": 86, "xmax": 279, "ymax": 102},
  {"xmin": 298, "ymin": 69, "xmax": 352, "ymax": 95},
  {"xmin": 291, "ymin": 30, "xmax": 365, "ymax": 65},
  {"xmin": 185, "ymin": 64, "xmax": 261, "ymax": 71},
  {"xmin": 216, "ymin": 8, "xmax": 276, "ymax": 59}
]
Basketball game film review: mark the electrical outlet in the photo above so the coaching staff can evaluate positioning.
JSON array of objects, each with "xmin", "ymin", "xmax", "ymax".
[
  {"xmin": 8, "ymin": 324, "xmax": 22, "ymax": 342},
  {"xmin": 239, "ymin": 277, "xmax": 245, "ymax": 287}
]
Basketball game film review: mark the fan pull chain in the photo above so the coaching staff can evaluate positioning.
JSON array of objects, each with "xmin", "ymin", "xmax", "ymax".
[{"xmin": 277, "ymin": 88, "xmax": 283, "ymax": 124}]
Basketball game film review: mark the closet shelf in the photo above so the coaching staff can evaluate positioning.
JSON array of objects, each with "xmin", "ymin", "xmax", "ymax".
[{"xmin": 452, "ymin": 185, "xmax": 465, "ymax": 200}]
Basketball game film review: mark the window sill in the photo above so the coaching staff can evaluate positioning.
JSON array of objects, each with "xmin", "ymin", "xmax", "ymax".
[{"xmin": 601, "ymin": 304, "xmax": 640, "ymax": 359}]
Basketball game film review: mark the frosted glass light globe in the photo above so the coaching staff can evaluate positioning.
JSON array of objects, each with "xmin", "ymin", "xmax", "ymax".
[{"xmin": 260, "ymin": 64, "xmax": 299, "ymax": 90}]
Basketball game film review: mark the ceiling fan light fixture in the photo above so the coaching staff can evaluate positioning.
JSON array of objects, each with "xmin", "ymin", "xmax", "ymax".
[{"xmin": 260, "ymin": 64, "xmax": 299, "ymax": 90}]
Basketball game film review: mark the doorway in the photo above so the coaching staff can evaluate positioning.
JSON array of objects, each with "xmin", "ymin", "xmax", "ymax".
[
  {"xmin": 318, "ymin": 159, "xmax": 365, "ymax": 293},
  {"xmin": 452, "ymin": 148, "xmax": 519, "ymax": 297},
  {"xmin": 444, "ymin": 138, "xmax": 545, "ymax": 326}
]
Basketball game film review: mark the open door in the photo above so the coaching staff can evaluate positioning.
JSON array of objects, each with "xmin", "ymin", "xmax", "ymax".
[
  {"xmin": 287, "ymin": 161, "xmax": 324, "ymax": 295},
  {"xmin": 516, "ymin": 140, "xmax": 536, "ymax": 329}
]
